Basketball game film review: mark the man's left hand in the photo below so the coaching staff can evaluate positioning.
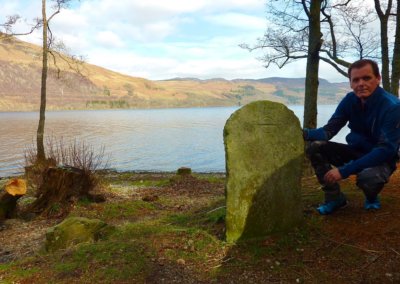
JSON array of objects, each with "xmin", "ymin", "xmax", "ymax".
[{"xmin": 324, "ymin": 168, "xmax": 342, "ymax": 184}]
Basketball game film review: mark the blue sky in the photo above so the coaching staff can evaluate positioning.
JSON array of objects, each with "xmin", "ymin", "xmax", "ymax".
[{"xmin": 1, "ymin": 0, "xmax": 347, "ymax": 82}]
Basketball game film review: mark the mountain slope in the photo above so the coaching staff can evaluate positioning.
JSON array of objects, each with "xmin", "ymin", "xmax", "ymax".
[{"xmin": 0, "ymin": 37, "xmax": 349, "ymax": 111}]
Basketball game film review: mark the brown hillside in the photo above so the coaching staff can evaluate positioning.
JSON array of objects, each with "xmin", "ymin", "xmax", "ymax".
[{"xmin": 0, "ymin": 37, "xmax": 348, "ymax": 111}]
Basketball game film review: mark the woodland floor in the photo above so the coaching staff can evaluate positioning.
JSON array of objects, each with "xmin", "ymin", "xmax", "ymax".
[{"xmin": 1, "ymin": 169, "xmax": 400, "ymax": 283}]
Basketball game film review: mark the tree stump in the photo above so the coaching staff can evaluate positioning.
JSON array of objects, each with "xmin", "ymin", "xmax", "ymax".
[
  {"xmin": 28, "ymin": 166, "xmax": 100, "ymax": 216},
  {"xmin": 0, "ymin": 179, "xmax": 27, "ymax": 222},
  {"xmin": 177, "ymin": 167, "xmax": 192, "ymax": 176}
]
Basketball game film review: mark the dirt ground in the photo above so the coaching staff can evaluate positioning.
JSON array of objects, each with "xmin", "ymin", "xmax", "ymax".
[{"xmin": 1, "ymin": 170, "xmax": 400, "ymax": 283}]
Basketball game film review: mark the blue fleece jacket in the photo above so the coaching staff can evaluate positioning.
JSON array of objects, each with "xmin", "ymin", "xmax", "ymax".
[{"xmin": 305, "ymin": 86, "xmax": 400, "ymax": 179}]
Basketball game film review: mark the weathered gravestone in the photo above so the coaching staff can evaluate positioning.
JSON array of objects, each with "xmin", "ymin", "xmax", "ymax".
[{"xmin": 224, "ymin": 100, "xmax": 304, "ymax": 242}]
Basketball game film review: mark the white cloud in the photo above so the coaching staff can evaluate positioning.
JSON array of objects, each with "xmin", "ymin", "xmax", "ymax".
[
  {"xmin": 0, "ymin": 0, "xmax": 350, "ymax": 83},
  {"xmin": 52, "ymin": 8, "xmax": 88, "ymax": 32},
  {"xmin": 95, "ymin": 31, "xmax": 125, "ymax": 48},
  {"xmin": 206, "ymin": 13, "xmax": 266, "ymax": 30}
]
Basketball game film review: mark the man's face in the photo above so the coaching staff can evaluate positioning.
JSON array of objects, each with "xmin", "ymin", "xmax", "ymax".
[{"xmin": 350, "ymin": 64, "xmax": 381, "ymax": 100}]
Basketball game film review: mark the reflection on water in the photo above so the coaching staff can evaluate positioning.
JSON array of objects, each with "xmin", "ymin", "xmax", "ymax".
[{"xmin": 0, "ymin": 105, "xmax": 348, "ymax": 177}]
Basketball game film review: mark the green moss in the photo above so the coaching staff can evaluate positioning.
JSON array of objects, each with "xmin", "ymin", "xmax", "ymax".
[
  {"xmin": 224, "ymin": 101, "xmax": 304, "ymax": 242},
  {"xmin": 53, "ymin": 239, "xmax": 152, "ymax": 282},
  {"xmin": 45, "ymin": 217, "xmax": 115, "ymax": 252}
]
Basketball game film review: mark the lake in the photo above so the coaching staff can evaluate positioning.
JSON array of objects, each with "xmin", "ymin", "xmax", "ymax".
[{"xmin": 0, "ymin": 105, "xmax": 348, "ymax": 177}]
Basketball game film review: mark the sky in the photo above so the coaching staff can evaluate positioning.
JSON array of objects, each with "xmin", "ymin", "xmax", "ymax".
[{"xmin": 0, "ymin": 0, "xmax": 348, "ymax": 83}]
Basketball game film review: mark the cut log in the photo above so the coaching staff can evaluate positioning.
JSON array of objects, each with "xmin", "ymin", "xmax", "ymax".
[{"xmin": 0, "ymin": 179, "xmax": 27, "ymax": 221}]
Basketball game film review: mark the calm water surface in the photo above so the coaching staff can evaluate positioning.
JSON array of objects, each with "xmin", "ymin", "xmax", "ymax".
[{"xmin": 0, "ymin": 105, "xmax": 348, "ymax": 177}]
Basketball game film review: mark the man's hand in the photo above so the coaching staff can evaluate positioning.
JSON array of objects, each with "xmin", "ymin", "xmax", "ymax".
[
  {"xmin": 302, "ymin": 129, "xmax": 309, "ymax": 140},
  {"xmin": 324, "ymin": 168, "xmax": 342, "ymax": 184}
]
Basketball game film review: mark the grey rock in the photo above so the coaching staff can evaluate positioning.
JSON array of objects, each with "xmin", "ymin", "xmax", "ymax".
[
  {"xmin": 224, "ymin": 100, "xmax": 304, "ymax": 242},
  {"xmin": 45, "ymin": 217, "xmax": 115, "ymax": 252}
]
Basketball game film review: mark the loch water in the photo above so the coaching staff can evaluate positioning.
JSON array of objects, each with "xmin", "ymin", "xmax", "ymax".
[{"xmin": 0, "ymin": 105, "xmax": 348, "ymax": 177}]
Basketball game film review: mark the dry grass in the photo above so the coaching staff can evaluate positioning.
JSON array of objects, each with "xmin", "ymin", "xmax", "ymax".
[{"xmin": 24, "ymin": 136, "xmax": 110, "ymax": 173}]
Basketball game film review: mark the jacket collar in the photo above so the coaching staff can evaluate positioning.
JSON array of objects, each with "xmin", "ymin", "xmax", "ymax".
[{"xmin": 353, "ymin": 85, "xmax": 384, "ymax": 107}]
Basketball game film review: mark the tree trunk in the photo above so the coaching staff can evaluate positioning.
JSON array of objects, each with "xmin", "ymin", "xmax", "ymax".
[
  {"xmin": 37, "ymin": 0, "xmax": 48, "ymax": 162},
  {"xmin": 303, "ymin": 0, "xmax": 322, "ymax": 129},
  {"xmin": 374, "ymin": 0, "xmax": 392, "ymax": 92},
  {"xmin": 380, "ymin": 18, "xmax": 391, "ymax": 91},
  {"xmin": 391, "ymin": 0, "xmax": 400, "ymax": 97}
]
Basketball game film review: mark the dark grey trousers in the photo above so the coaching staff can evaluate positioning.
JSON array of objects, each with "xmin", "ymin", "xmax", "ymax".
[{"xmin": 306, "ymin": 141, "xmax": 396, "ymax": 202}]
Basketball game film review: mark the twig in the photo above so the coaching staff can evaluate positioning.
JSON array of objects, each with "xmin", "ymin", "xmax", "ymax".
[
  {"xmin": 359, "ymin": 253, "xmax": 384, "ymax": 271},
  {"xmin": 327, "ymin": 237, "xmax": 382, "ymax": 253},
  {"xmin": 206, "ymin": 206, "xmax": 226, "ymax": 214},
  {"xmin": 374, "ymin": 212, "xmax": 391, "ymax": 217},
  {"xmin": 221, "ymin": 257, "xmax": 234, "ymax": 263},
  {"xmin": 304, "ymin": 268, "xmax": 314, "ymax": 279},
  {"xmin": 301, "ymin": 192, "xmax": 319, "ymax": 196},
  {"xmin": 390, "ymin": 248, "xmax": 400, "ymax": 256}
]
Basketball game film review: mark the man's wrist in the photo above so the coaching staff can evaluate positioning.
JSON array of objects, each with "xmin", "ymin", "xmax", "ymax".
[{"xmin": 303, "ymin": 128, "xmax": 309, "ymax": 140}]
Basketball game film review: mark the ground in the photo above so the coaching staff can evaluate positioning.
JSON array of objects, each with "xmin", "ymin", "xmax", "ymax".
[{"xmin": 1, "ymin": 169, "xmax": 400, "ymax": 283}]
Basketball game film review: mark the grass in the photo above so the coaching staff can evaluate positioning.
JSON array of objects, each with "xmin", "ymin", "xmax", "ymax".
[
  {"xmin": 2, "ymin": 171, "xmax": 400, "ymax": 283},
  {"xmin": 109, "ymin": 178, "xmax": 171, "ymax": 188},
  {"xmin": 52, "ymin": 239, "xmax": 152, "ymax": 282},
  {"xmin": 69, "ymin": 200, "xmax": 157, "ymax": 222}
]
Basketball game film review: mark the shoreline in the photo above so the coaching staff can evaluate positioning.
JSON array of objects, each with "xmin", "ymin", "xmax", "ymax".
[{"xmin": 0, "ymin": 169, "xmax": 227, "ymax": 180}]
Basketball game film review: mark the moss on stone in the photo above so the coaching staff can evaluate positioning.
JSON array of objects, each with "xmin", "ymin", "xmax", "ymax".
[{"xmin": 45, "ymin": 217, "xmax": 115, "ymax": 252}]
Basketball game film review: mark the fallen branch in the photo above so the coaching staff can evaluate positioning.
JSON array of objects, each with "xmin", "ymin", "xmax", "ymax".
[
  {"xmin": 390, "ymin": 248, "xmax": 400, "ymax": 256},
  {"xmin": 206, "ymin": 206, "xmax": 226, "ymax": 214},
  {"xmin": 359, "ymin": 253, "xmax": 384, "ymax": 271},
  {"xmin": 327, "ymin": 237, "xmax": 382, "ymax": 254}
]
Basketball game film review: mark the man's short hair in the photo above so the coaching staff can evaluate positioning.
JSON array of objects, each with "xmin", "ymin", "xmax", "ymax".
[{"xmin": 348, "ymin": 59, "xmax": 380, "ymax": 79}]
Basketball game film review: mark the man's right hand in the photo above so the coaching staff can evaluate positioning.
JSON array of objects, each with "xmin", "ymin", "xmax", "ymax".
[{"xmin": 303, "ymin": 129, "xmax": 309, "ymax": 140}]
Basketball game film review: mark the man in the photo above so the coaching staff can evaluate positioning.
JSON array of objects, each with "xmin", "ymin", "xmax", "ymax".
[{"xmin": 303, "ymin": 59, "xmax": 400, "ymax": 215}]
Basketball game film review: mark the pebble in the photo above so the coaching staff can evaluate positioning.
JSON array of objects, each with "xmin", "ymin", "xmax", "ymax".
[{"xmin": 177, "ymin": 258, "xmax": 186, "ymax": 265}]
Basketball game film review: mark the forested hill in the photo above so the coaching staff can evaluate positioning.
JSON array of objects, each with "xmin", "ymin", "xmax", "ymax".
[{"xmin": 0, "ymin": 37, "xmax": 349, "ymax": 111}]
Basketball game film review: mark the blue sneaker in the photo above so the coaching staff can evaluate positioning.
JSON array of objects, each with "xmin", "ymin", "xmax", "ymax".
[
  {"xmin": 364, "ymin": 197, "xmax": 381, "ymax": 210},
  {"xmin": 317, "ymin": 197, "xmax": 348, "ymax": 215}
]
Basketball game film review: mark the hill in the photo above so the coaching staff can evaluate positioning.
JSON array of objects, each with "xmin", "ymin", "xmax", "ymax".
[{"xmin": 0, "ymin": 37, "xmax": 349, "ymax": 111}]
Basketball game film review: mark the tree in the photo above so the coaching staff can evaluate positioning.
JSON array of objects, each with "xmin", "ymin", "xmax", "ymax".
[
  {"xmin": 242, "ymin": 0, "xmax": 352, "ymax": 128},
  {"xmin": 340, "ymin": 0, "xmax": 399, "ymax": 96},
  {"xmin": 37, "ymin": 0, "xmax": 76, "ymax": 163},
  {"xmin": 391, "ymin": 0, "xmax": 400, "ymax": 96},
  {"xmin": 304, "ymin": 0, "xmax": 323, "ymax": 129},
  {"xmin": 245, "ymin": 0, "xmax": 400, "ymax": 128},
  {"xmin": 1, "ymin": 0, "xmax": 80, "ymax": 163},
  {"xmin": 374, "ymin": 0, "xmax": 393, "ymax": 91},
  {"xmin": 37, "ymin": 0, "xmax": 49, "ymax": 162}
]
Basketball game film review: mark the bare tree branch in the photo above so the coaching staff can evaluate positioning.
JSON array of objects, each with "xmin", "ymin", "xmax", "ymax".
[{"xmin": 319, "ymin": 56, "xmax": 349, "ymax": 77}]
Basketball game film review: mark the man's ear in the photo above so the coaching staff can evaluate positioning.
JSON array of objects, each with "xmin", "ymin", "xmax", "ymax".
[{"xmin": 376, "ymin": 75, "xmax": 382, "ymax": 85}]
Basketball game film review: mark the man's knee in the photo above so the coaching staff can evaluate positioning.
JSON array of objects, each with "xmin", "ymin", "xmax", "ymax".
[
  {"xmin": 305, "ymin": 140, "xmax": 328, "ymax": 158},
  {"xmin": 356, "ymin": 165, "xmax": 393, "ymax": 192}
]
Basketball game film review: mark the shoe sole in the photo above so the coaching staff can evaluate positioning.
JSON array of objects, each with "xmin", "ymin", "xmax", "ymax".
[
  {"xmin": 317, "ymin": 201, "xmax": 348, "ymax": 215},
  {"xmin": 364, "ymin": 205, "xmax": 381, "ymax": 210}
]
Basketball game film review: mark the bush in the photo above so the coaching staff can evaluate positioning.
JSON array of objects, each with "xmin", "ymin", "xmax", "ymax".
[{"xmin": 25, "ymin": 136, "xmax": 110, "ymax": 174}]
